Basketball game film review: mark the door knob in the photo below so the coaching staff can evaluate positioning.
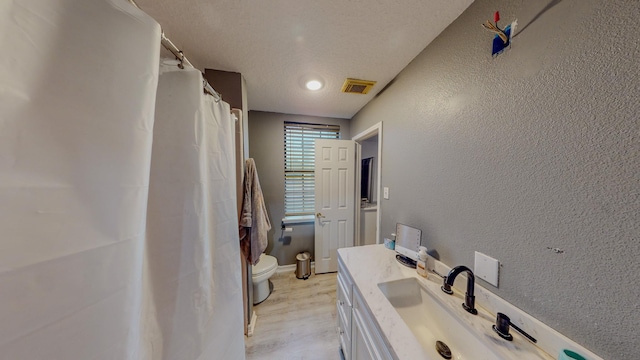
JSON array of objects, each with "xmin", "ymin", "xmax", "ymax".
[{"xmin": 316, "ymin": 212, "xmax": 325, "ymax": 219}]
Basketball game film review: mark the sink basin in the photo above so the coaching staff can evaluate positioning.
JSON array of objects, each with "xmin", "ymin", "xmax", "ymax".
[{"xmin": 377, "ymin": 277, "xmax": 500, "ymax": 360}]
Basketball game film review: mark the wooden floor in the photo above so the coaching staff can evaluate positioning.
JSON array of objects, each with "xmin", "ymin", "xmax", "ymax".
[{"xmin": 245, "ymin": 270, "xmax": 340, "ymax": 360}]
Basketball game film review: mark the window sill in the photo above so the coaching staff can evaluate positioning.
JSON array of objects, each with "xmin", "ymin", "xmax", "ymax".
[{"xmin": 282, "ymin": 215, "xmax": 315, "ymax": 225}]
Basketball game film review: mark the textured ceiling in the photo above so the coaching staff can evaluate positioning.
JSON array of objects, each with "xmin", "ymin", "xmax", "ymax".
[{"xmin": 135, "ymin": 0, "xmax": 474, "ymax": 119}]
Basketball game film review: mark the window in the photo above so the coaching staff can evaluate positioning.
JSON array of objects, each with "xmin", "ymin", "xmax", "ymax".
[{"xmin": 284, "ymin": 122, "xmax": 340, "ymax": 217}]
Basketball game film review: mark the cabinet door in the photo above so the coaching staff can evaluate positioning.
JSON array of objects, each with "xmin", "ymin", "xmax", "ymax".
[
  {"xmin": 338, "ymin": 263, "xmax": 354, "ymax": 359},
  {"xmin": 351, "ymin": 309, "xmax": 376, "ymax": 360},
  {"xmin": 338, "ymin": 320, "xmax": 351, "ymax": 360},
  {"xmin": 337, "ymin": 275, "xmax": 352, "ymax": 332},
  {"xmin": 352, "ymin": 289, "xmax": 393, "ymax": 360},
  {"xmin": 337, "ymin": 277, "xmax": 352, "ymax": 360}
]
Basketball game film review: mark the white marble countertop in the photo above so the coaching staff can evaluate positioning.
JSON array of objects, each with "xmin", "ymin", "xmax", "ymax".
[
  {"xmin": 337, "ymin": 245, "xmax": 598, "ymax": 360},
  {"xmin": 339, "ymin": 245, "xmax": 430, "ymax": 359}
]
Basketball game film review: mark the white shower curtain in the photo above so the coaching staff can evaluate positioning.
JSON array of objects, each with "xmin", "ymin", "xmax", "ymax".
[
  {"xmin": 0, "ymin": 1, "xmax": 244, "ymax": 359},
  {"xmin": 142, "ymin": 62, "xmax": 244, "ymax": 359}
]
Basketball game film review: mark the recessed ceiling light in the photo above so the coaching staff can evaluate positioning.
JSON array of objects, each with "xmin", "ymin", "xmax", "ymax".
[{"xmin": 305, "ymin": 80, "xmax": 323, "ymax": 91}]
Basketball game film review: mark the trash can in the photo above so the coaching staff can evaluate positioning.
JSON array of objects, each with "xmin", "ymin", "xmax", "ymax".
[{"xmin": 295, "ymin": 251, "xmax": 311, "ymax": 280}]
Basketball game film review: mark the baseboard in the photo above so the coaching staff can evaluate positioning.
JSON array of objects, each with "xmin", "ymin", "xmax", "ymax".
[
  {"xmin": 246, "ymin": 310, "xmax": 257, "ymax": 337},
  {"xmin": 276, "ymin": 261, "xmax": 315, "ymax": 274},
  {"xmin": 276, "ymin": 264, "xmax": 296, "ymax": 273}
]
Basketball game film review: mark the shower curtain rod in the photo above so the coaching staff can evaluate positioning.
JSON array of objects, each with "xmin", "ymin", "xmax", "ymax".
[
  {"xmin": 160, "ymin": 33, "xmax": 222, "ymax": 101},
  {"xmin": 128, "ymin": 0, "xmax": 222, "ymax": 101}
]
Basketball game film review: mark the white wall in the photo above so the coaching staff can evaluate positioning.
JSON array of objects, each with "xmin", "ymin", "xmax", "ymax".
[{"xmin": 350, "ymin": 0, "xmax": 639, "ymax": 358}]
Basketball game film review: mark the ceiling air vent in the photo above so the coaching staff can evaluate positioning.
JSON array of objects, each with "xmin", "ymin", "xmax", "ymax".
[{"xmin": 341, "ymin": 78, "xmax": 377, "ymax": 94}]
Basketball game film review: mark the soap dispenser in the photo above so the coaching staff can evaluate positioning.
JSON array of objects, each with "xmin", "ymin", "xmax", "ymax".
[{"xmin": 416, "ymin": 246, "xmax": 428, "ymax": 277}]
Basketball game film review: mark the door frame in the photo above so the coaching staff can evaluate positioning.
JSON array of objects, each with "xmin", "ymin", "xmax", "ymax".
[{"xmin": 352, "ymin": 122, "xmax": 382, "ymax": 245}]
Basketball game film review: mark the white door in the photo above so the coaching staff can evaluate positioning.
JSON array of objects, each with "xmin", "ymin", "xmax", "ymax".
[{"xmin": 314, "ymin": 139, "xmax": 356, "ymax": 274}]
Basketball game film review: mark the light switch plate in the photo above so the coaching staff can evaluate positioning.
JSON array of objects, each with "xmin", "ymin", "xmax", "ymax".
[
  {"xmin": 383, "ymin": 187, "xmax": 389, "ymax": 199},
  {"xmin": 474, "ymin": 251, "xmax": 499, "ymax": 287}
]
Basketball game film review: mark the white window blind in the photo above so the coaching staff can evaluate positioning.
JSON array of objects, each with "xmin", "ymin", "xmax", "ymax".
[{"xmin": 284, "ymin": 122, "xmax": 340, "ymax": 216}]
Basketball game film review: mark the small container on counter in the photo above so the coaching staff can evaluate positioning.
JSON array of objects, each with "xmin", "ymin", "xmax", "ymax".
[
  {"xmin": 383, "ymin": 233, "xmax": 396, "ymax": 250},
  {"xmin": 558, "ymin": 350, "xmax": 587, "ymax": 360},
  {"xmin": 416, "ymin": 246, "xmax": 428, "ymax": 277}
]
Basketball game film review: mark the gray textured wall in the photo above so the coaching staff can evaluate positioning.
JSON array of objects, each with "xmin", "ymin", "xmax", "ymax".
[
  {"xmin": 350, "ymin": 0, "xmax": 639, "ymax": 358},
  {"xmin": 247, "ymin": 111, "xmax": 350, "ymax": 266}
]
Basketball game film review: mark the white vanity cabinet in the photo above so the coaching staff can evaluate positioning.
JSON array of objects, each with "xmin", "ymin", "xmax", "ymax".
[
  {"xmin": 338, "ymin": 258, "xmax": 393, "ymax": 360},
  {"xmin": 337, "ymin": 259, "xmax": 353, "ymax": 359}
]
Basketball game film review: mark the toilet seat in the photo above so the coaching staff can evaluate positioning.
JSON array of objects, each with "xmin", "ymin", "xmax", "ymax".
[{"xmin": 252, "ymin": 254, "xmax": 277, "ymax": 276}]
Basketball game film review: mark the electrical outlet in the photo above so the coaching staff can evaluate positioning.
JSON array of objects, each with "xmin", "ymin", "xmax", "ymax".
[
  {"xmin": 383, "ymin": 187, "xmax": 389, "ymax": 199},
  {"xmin": 474, "ymin": 251, "xmax": 499, "ymax": 287}
]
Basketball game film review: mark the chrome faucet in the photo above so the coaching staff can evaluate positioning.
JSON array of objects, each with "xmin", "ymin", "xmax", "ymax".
[{"xmin": 441, "ymin": 265, "xmax": 478, "ymax": 315}]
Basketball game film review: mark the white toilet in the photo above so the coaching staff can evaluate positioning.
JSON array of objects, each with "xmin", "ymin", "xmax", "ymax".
[{"xmin": 252, "ymin": 253, "xmax": 278, "ymax": 305}]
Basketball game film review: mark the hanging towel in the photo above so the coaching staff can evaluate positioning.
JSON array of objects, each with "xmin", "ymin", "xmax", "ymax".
[{"xmin": 239, "ymin": 158, "xmax": 271, "ymax": 265}]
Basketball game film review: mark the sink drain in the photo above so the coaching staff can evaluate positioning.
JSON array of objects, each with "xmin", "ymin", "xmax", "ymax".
[{"xmin": 435, "ymin": 340, "xmax": 452, "ymax": 359}]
